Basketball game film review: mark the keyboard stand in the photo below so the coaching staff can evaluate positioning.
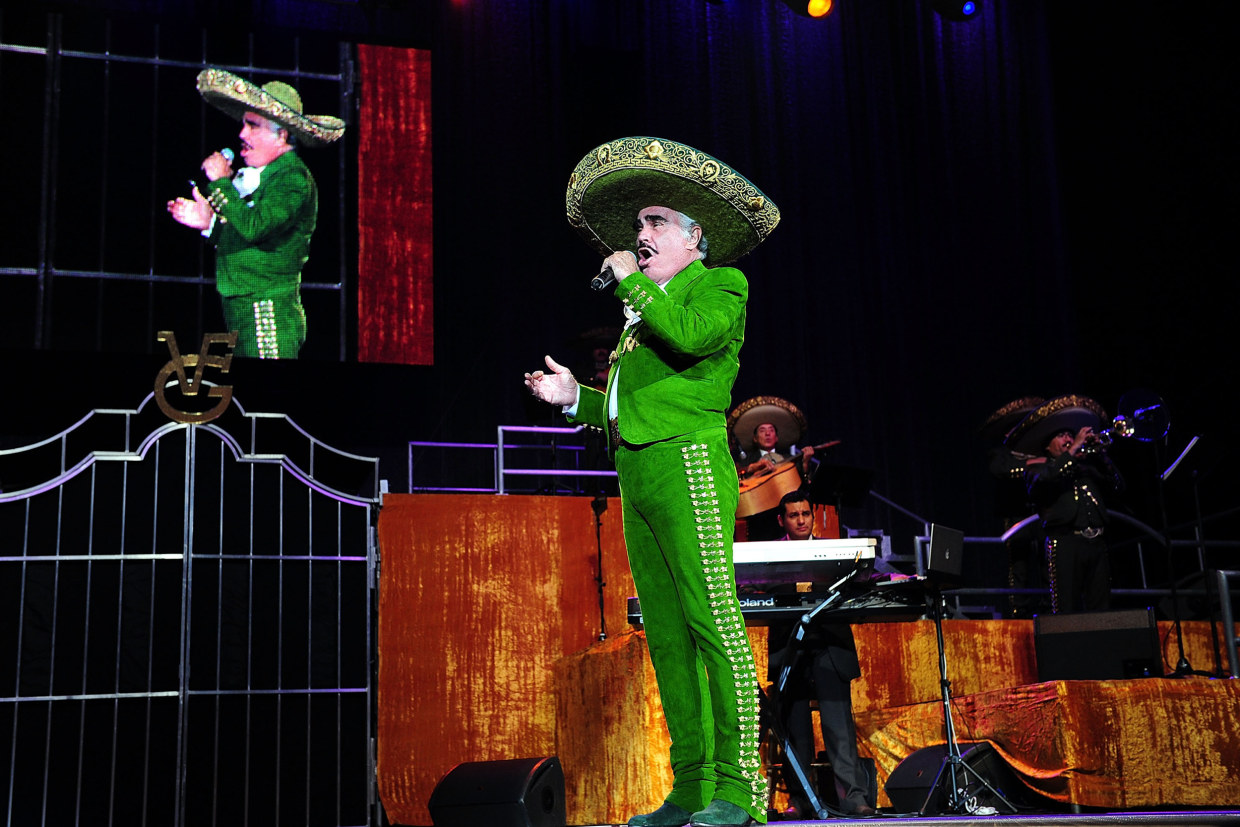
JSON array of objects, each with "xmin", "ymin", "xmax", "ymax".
[{"xmin": 765, "ymin": 566, "xmax": 860, "ymax": 820}]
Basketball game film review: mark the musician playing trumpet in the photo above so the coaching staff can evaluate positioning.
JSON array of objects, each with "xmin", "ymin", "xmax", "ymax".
[{"xmin": 1005, "ymin": 395, "xmax": 1125, "ymax": 614}]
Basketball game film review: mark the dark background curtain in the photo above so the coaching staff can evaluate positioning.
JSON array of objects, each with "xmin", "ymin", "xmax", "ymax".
[
  {"xmin": 422, "ymin": 0, "xmax": 1236, "ymax": 551},
  {"xmin": 3, "ymin": 0, "xmax": 1235, "ymax": 585}
]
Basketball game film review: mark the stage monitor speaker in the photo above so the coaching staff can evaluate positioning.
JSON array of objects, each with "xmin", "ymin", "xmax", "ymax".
[
  {"xmin": 428, "ymin": 756, "xmax": 566, "ymax": 827},
  {"xmin": 1034, "ymin": 607, "xmax": 1161, "ymax": 681},
  {"xmin": 884, "ymin": 741, "xmax": 1027, "ymax": 815}
]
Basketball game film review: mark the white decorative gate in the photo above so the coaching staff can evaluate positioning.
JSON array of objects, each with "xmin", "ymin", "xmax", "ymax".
[{"xmin": 1, "ymin": 391, "xmax": 381, "ymax": 826}]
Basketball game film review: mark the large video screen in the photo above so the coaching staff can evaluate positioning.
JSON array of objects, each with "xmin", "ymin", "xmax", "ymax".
[{"xmin": 0, "ymin": 7, "xmax": 432, "ymax": 365}]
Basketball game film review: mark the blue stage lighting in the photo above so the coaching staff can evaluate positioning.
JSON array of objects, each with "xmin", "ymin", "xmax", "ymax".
[{"xmin": 931, "ymin": 0, "xmax": 981, "ymax": 21}]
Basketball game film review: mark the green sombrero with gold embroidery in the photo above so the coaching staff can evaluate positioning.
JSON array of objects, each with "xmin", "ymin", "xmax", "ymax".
[
  {"xmin": 566, "ymin": 137, "xmax": 780, "ymax": 265},
  {"xmin": 196, "ymin": 68, "xmax": 345, "ymax": 148}
]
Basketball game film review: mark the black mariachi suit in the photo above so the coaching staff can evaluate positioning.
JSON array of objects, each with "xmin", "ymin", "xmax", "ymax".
[
  {"xmin": 766, "ymin": 537, "xmax": 870, "ymax": 815},
  {"xmin": 1027, "ymin": 449, "xmax": 1124, "ymax": 613}
]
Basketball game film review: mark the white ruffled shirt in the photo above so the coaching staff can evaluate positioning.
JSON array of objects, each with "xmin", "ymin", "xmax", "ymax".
[
  {"xmin": 564, "ymin": 275, "xmax": 671, "ymax": 418},
  {"xmin": 200, "ymin": 164, "xmax": 265, "ymax": 238}
]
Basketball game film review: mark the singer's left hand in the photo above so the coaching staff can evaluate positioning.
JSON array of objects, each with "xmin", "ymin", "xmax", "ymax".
[
  {"xmin": 202, "ymin": 151, "xmax": 234, "ymax": 182},
  {"xmin": 602, "ymin": 250, "xmax": 639, "ymax": 283},
  {"xmin": 166, "ymin": 188, "xmax": 213, "ymax": 231},
  {"xmin": 524, "ymin": 355, "xmax": 579, "ymax": 407}
]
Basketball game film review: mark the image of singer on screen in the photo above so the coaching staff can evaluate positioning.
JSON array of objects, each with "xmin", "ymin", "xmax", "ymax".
[{"xmin": 166, "ymin": 69, "xmax": 345, "ymax": 359}]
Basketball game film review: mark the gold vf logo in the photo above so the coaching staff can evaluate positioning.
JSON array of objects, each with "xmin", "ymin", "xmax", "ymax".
[{"xmin": 154, "ymin": 331, "xmax": 238, "ymax": 424}]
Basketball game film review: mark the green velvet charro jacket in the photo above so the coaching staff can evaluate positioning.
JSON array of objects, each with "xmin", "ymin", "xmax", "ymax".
[
  {"xmin": 570, "ymin": 259, "xmax": 747, "ymax": 444},
  {"xmin": 205, "ymin": 150, "xmax": 318, "ymax": 298}
]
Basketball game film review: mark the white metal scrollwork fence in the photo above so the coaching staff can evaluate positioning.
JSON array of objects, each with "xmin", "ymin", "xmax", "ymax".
[{"xmin": 0, "ymin": 393, "xmax": 381, "ymax": 827}]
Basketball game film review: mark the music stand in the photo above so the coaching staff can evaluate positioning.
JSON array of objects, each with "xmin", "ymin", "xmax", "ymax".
[
  {"xmin": 1161, "ymin": 432, "xmax": 1232, "ymax": 677},
  {"xmin": 808, "ymin": 464, "xmax": 873, "ymax": 512}
]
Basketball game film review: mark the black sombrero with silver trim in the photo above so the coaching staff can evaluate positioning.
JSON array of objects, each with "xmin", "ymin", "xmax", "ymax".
[
  {"xmin": 980, "ymin": 396, "xmax": 1046, "ymax": 447},
  {"xmin": 1005, "ymin": 394, "xmax": 1107, "ymax": 456}
]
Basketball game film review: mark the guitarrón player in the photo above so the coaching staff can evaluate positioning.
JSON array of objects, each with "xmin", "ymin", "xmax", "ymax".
[{"xmin": 739, "ymin": 421, "xmax": 815, "ymax": 478}]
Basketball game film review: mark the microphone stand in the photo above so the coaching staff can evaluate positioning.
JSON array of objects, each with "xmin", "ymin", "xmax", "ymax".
[
  {"xmin": 591, "ymin": 493, "xmax": 608, "ymax": 641},
  {"xmin": 922, "ymin": 587, "xmax": 1016, "ymax": 815}
]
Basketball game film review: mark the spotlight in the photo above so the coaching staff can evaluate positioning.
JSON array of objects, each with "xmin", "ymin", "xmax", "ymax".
[
  {"xmin": 931, "ymin": 0, "xmax": 980, "ymax": 21},
  {"xmin": 780, "ymin": 0, "xmax": 835, "ymax": 18}
]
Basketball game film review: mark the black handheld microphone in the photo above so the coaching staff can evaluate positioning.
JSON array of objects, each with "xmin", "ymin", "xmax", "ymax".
[
  {"xmin": 591, "ymin": 266, "xmax": 615, "ymax": 291},
  {"xmin": 591, "ymin": 252, "xmax": 635, "ymax": 291}
]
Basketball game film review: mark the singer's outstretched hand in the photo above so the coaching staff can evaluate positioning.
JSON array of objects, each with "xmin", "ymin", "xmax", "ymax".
[
  {"xmin": 166, "ymin": 187, "xmax": 213, "ymax": 231},
  {"xmin": 524, "ymin": 355, "xmax": 579, "ymax": 407}
]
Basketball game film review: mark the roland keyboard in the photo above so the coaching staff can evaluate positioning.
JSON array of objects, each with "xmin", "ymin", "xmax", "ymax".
[
  {"xmin": 627, "ymin": 584, "xmax": 929, "ymax": 628},
  {"xmin": 732, "ymin": 538, "xmax": 876, "ymax": 588},
  {"xmin": 625, "ymin": 538, "xmax": 935, "ymax": 627}
]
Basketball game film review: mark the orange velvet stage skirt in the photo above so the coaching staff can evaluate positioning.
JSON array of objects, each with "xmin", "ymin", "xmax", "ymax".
[{"xmin": 375, "ymin": 494, "xmax": 1240, "ymax": 826}]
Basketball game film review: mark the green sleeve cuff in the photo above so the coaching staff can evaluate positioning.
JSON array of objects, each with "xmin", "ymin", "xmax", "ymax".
[{"xmin": 569, "ymin": 385, "xmax": 607, "ymax": 430}]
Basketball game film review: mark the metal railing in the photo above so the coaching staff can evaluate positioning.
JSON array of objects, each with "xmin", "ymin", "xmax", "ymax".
[
  {"xmin": 407, "ymin": 424, "xmax": 617, "ymax": 495},
  {"xmin": 1213, "ymin": 570, "xmax": 1240, "ymax": 678},
  {"xmin": 400, "ymin": 435, "xmax": 1240, "ymax": 668}
]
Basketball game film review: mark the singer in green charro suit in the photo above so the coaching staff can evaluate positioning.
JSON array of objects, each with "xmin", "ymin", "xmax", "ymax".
[{"xmin": 525, "ymin": 137, "xmax": 780, "ymax": 827}]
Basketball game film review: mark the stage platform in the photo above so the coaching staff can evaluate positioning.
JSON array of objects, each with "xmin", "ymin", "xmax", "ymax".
[
  {"xmin": 574, "ymin": 813, "xmax": 1240, "ymax": 827},
  {"xmin": 376, "ymin": 494, "xmax": 1240, "ymax": 827}
]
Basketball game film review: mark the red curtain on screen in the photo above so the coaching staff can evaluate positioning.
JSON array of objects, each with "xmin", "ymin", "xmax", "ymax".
[{"xmin": 357, "ymin": 44, "xmax": 433, "ymax": 365}]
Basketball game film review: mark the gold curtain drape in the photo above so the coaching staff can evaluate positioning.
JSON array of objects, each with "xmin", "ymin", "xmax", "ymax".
[
  {"xmin": 376, "ymin": 493, "xmax": 633, "ymax": 825},
  {"xmin": 855, "ymin": 677, "xmax": 1240, "ymax": 807}
]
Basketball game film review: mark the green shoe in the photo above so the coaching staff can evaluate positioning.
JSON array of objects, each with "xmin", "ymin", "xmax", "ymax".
[
  {"xmin": 689, "ymin": 799, "xmax": 755, "ymax": 827},
  {"xmin": 628, "ymin": 801, "xmax": 693, "ymax": 827}
]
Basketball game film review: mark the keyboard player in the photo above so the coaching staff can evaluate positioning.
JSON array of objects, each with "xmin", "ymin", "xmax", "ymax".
[{"xmin": 767, "ymin": 490, "xmax": 875, "ymax": 818}]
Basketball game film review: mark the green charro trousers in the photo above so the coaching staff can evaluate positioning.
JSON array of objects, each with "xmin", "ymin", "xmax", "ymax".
[{"xmin": 614, "ymin": 426, "xmax": 768, "ymax": 822}]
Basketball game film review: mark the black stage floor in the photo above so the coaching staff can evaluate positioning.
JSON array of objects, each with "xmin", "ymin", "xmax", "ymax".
[
  {"xmin": 774, "ymin": 813, "xmax": 1240, "ymax": 827},
  {"xmin": 580, "ymin": 813, "xmax": 1240, "ymax": 827}
]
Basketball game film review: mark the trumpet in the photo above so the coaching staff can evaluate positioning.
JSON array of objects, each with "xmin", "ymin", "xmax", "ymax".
[
  {"xmin": 1092, "ymin": 416, "xmax": 1135, "ymax": 447},
  {"xmin": 1085, "ymin": 395, "xmax": 1169, "ymax": 451}
]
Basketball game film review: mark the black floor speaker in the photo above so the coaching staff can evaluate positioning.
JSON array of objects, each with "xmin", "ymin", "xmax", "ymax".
[
  {"xmin": 428, "ymin": 756, "xmax": 566, "ymax": 827},
  {"xmin": 1034, "ymin": 607, "xmax": 1161, "ymax": 680},
  {"xmin": 884, "ymin": 741, "xmax": 1028, "ymax": 815}
]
